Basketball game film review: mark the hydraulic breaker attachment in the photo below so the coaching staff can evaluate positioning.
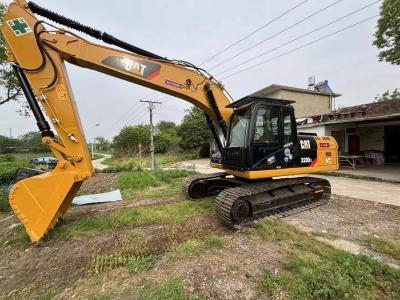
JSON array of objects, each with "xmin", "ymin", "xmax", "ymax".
[{"xmin": 9, "ymin": 171, "xmax": 83, "ymax": 242}]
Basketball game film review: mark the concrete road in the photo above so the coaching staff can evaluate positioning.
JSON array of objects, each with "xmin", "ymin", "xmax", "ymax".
[
  {"xmin": 178, "ymin": 158, "xmax": 400, "ymax": 207},
  {"xmin": 92, "ymin": 154, "xmax": 111, "ymax": 170}
]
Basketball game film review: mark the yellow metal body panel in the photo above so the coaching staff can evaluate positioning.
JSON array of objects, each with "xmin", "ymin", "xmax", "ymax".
[{"xmin": 211, "ymin": 136, "xmax": 339, "ymax": 180}]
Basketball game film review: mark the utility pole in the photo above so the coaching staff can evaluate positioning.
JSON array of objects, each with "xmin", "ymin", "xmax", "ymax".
[{"xmin": 140, "ymin": 100, "xmax": 161, "ymax": 171}]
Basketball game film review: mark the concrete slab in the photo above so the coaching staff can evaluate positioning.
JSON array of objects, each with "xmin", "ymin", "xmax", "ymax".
[{"xmin": 334, "ymin": 164, "xmax": 400, "ymax": 183}]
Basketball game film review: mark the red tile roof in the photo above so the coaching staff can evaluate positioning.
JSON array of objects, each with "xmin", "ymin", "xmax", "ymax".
[{"xmin": 303, "ymin": 99, "xmax": 400, "ymax": 124}]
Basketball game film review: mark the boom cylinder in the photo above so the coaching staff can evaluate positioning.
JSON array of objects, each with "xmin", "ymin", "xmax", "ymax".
[{"xmin": 13, "ymin": 65, "xmax": 54, "ymax": 137}]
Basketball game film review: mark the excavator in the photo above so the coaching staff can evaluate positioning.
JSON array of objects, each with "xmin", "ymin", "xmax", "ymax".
[{"xmin": 1, "ymin": 0, "xmax": 338, "ymax": 242}]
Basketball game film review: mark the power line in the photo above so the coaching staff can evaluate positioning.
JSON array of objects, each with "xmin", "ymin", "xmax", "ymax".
[
  {"xmin": 221, "ymin": 15, "xmax": 378, "ymax": 80},
  {"xmin": 208, "ymin": 0, "xmax": 345, "ymax": 71},
  {"xmin": 217, "ymin": 0, "xmax": 380, "ymax": 76},
  {"xmin": 198, "ymin": 0, "xmax": 310, "ymax": 66}
]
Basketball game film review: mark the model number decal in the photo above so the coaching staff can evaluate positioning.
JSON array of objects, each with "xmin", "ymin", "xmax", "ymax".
[
  {"xmin": 301, "ymin": 157, "xmax": 312, "ymax": 163},
  {"xmin": 300, "ymin": 140, "xmax": 311, "ymax": 149}
]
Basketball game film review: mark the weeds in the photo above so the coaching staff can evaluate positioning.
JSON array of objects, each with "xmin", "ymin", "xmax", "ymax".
[
  {"xmin": 57, "ymin": 199, "xmax": 214, "ymax": 238},
  {"xmin": 257, "ymin": 220, "xmax": 400, "ymax": 299},
  {"xmin": 168, "ymin": 235, "xmax": 224, "ymax": 259},
  {"xmin": 117, "ymin": 169, "xmax": 194, "ymax": 200},
  {"xmin": 138, "ymin": 277, "xmax": 203, "ymax": 300},
  {"xmin": 361, "ymin": 234, "xmax": 400, "ymax": 260},
  {"xmin": 127, "ymin": 255, "xmax": 155, "ymax": 275},
  {"xmin": 36, "ymin": 288, "xmax": 60, "ymax": 300}
]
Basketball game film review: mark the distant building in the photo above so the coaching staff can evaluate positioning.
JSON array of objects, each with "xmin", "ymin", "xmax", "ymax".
[
  {"xmin": 251, "ymin": 83, "xmax": 341, "ymax": 118},
  {"xmin": 298, "ymin": 99, "xmax": 400, "ymax": 164}
]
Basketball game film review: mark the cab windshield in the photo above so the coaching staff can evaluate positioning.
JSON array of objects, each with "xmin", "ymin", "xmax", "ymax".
[{"xmin": 227, "ymin": 110, "xmax": 250, "ymax": 147}]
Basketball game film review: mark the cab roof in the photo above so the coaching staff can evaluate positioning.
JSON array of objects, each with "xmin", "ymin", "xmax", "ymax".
[{"xmin": 226, "ymin": 96, "xmax": 295, "ymax": 109}]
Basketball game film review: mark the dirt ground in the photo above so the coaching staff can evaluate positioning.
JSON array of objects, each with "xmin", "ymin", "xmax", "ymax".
[
  {"xmin": 0, "ymin": 187, "xmax": 399, "ymax": 299},
  {"xmin": 78, "ymin": 173, "xmax": 119, "ymax": 195}
]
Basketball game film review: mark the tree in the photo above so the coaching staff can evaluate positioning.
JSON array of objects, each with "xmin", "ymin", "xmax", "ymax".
[
  {"xmin": 0, "ymin": 3, "xmax": 24, "ymax": 110},
  {"xmin": 154, "ymin": 121, "xmax": 180, "ymax": 153},
  {"xmin": 19, "ymin": 131, "xmax": 48, "ymax": 152},
  {"xmin": 373, "ymin": 0, "xmax": 400, "ymax": 65},
  {"xmin": 94, "ymin": 137, "xmax": 111, "ymax": 153},
  {"xmin": 177, "ymin": 107, "xmax": 211, "ymax": 157},
  {"xmin": 112, "ymin": 125, "xmax": 150, "ymax": 156},
  {"xmin": 375, "ymin": 88, "xmax": 400, "ymax": 102}
]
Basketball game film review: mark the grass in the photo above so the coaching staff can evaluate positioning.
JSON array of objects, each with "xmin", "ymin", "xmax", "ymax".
[
  {"xmin": 118, "ymin": 169, "xmax": 194, "ymax": 199},
  {"xmin": 7, "ymin": 152, "xmax": 52, "ymax": 161},
  {"xmin": 138, "ymin": 277, "xmax": 203, "ymax": 300},
  {"xmin": 36, "ymin": 288, "xmax": 60, "ymax": 300},
  {"xmin": 0, "ymin": 185, "xmax": 9, "ymax": 212},
  {"xmin": 256, "ymin": 220, "xmax": 400, "ymax": 300},
  {"xmin": 127, "ymin": 255, "xmax": 155, "ymax": 275},
  {"xmin": 101, "ymin": 151, "xmax": 199, "ymax": 173},
  {"xmin": 168, "ymin": 235, "xmax": 224, "ymax": 259},
  {"xmin": 47, "ymin": 199, "xmax": 214, "ymax": 240},
  {"xmin": 0, "ymin": 158, "xmax": 33, "ymax": 212},
  {"xmin": 361, "ymin": 234, "xmax": 400, "ymax": 260}
]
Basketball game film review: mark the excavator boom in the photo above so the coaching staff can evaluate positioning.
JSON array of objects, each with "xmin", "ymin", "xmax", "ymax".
[{"xmin": 1, "ymin": 0, "xmax": 232, "ymax": 241}]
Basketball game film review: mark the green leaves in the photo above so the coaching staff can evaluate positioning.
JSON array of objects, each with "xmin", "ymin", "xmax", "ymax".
[{"xmin": 373, "ymin": 0, "xmax": 400, "ymax": 65}]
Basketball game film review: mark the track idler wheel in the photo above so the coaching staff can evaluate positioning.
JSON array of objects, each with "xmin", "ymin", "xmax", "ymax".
[{"xmin": 231, "ymin": 199, "xmax": 251, "ymax": 224}]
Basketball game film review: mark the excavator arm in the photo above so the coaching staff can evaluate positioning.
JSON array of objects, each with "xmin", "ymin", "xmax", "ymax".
[{"xmin": 1, "ymin": 0, "xmax": 233, "ymax": 241}]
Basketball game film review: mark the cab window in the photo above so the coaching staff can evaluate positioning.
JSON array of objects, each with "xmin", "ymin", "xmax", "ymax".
[
  {"xmin": 227, "ymin": 110, "xmax": 250, "ymax": 147},
  {"xmin": 253, "ymin": 107, "xmax": 279, "ymax": 144},
  {"xmin": 283, "ymin": 108, "xmax": 294, "ymax": 144}
]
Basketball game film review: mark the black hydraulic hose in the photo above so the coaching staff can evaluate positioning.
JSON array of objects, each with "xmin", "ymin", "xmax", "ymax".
[
  {"xmin": 204, "ymin": 83, "xmax": 228, "ymax": 138},
  {"xmin": 27, "ymin": 1, "xmax": 165, "ymax": 60},
  {"xmin": 13, "ymin": 65, "xmax": 54, "ymax": 137},
  {"xmin": 204, "ymin": 113, "xmax": 223, "ymax": 153}
]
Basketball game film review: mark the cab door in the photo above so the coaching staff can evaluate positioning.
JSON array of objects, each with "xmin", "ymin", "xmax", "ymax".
[{"xmin": 250, "ymin": 105, "xmax": 282, "ymax": 169}]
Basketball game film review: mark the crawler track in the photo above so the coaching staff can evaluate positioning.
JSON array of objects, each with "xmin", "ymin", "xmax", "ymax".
[{"xmin": 215, "ymin": 177, "xmax": 331, "ymax": 227}]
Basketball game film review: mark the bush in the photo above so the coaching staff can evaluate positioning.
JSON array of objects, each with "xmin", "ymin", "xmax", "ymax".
[
  {"xmin": 0, "ymin": 154, "xmax": 15, "ymax": 162},
  {"xmin": 0, "ymin": 160, "xmax": 28, "ymax": 185}
]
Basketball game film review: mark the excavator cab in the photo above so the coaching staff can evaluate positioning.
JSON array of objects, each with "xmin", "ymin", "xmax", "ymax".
[{"xmin": 222, "ymin": 97, "xmax": 298, "ymax": 172}]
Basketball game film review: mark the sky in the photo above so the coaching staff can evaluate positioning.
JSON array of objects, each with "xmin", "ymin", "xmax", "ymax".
[{"xmin": 0, "ymin": 0, "xmax": 398, "ymax": 140}]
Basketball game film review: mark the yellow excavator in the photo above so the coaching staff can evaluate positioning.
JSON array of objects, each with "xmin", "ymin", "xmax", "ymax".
[{"xmin": 1, "ymin": 0, "xmax": 338, "ymax": 242}]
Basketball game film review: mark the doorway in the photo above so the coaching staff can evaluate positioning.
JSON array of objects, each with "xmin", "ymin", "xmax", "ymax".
[
  {"xmin": 385, "ymin": 125, "xmax": 400, "ymax": 162},
  {"xmin": 348, "ymin": 135, "xmax": 360, "ymax": 155}
]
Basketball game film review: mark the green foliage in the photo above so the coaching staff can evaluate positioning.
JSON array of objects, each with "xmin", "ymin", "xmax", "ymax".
[
  {"xmin": 139, "ymin": 277, "xmax": 202, "ymax": 300},
  {"xmin": 373, "ymin": 0, "xmax": 400, "ymax": 65},
  {"xmin": 0, "ymin": 185, "xmax": 9, "ymax": 212},
  {"xmin": 204, "ymin": 235, "xmax": 224, "ymax": 250},
  {"xmin": 375, "ymin": 88, "xmax": 400, "ymax": 102},
  {"xmin": 19, "ymin": 131, "xmax": 49, "ymax": 152},
  {"xmin": 0, "ymin": 3, "xmax": 24, "ymax": 109},
  {"xmin": 168, "ymin": 235, "xmax": 224, "ymax": 259},
  {"xmin": 50, "ymin": 199, "xmax": 214, "ymax": 238},
  {"xmin": 113, "ymin": 125, "xmax": 150, "ymax": 156},
  {"xmin": 155, "ymin": 120, "xmax": 180, "ymax": 153},
  {"xmin": 257, "ymin": 220, "xmax": 400, "ymax": 300},
  {"xmin": 361, "ymin": 235, "xmax": 400, "ymax": 260},
  {"xmin": 36, "ymin": 288, "xmax": 60, "ymax": 300},
  {"xmin": 127, "ymin": 255, "xmax": 155, "ymax": 275},
  {"xmin": 177, "ymin": 107, "xmax": 211, "ymax": 157},
  {"xmin": 0, "ymin": 135, "xmax": 20, "ymax": 153},
  {"xmin": 94, "ymin": 137, "xmax": 111, "ymax": 153},
  {"xmin": 118, "ymin": 169, "xmax": 194, "ymax": 199},
  {"xmin": 0, "ymin": 160, "xmax": 28, "ymax": 185},
  {"xmin": 118, "ymin": 169, "xmax": 191, "ymax": 190}
]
